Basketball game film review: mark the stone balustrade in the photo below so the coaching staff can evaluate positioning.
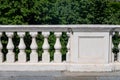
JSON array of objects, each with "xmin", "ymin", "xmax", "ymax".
[
  {"xmin": 0, "ymin": 25, "xmax": 120, "ymax": 72},
  {"xmin": 0, "ymin": 32, "xmax": 65, "ymax": 63}
]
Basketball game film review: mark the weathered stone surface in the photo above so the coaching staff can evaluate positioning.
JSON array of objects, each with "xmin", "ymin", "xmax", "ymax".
[{"xmin": 0, "ymin": 71, "xmax": 120, "ymax": 80}]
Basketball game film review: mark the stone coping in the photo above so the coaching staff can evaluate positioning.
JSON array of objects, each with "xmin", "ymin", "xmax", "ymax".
[{"xmin": 0, "ymin": 25, "xmax": 119, "ymax": 32}]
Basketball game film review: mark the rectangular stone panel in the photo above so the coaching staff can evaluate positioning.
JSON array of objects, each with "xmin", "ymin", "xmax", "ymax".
[{"xmin": 78, "ymin": 36, "xmax": 105, "ymax": 64}]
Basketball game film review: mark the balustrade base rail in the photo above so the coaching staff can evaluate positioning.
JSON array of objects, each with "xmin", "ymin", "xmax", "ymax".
[
  {"xmin": 0, "ymin": 63, "xmax": 66, "ymax": 71},
  {"xmin": 0, "ymin": 63, "xmax": 119, "ymax": 72}
]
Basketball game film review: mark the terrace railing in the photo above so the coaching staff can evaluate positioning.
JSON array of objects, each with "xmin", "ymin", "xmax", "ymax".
[{"xmin": 0, "ymin": 25, "xmax": 120, "ymax": 72}]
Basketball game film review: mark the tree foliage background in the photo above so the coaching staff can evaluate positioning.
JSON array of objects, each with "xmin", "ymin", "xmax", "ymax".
[
  {"xmin": 0, "ymin": 0, "xmax": 120, "ymax": 24},
  {"xmin": 0, "ymin": 0, "xmax": 120, "ymax": 61}
]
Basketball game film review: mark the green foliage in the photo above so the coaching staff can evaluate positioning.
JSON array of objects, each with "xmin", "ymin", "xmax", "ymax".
[
  {"xmin": 33, "ymin": 0, "xmax": 54, "ymax": 24},
  {"xmin": 1, "ymin": 32, "xmax": 8, "ymax": 61},
  {"xmin": 52, "ymin": 0, "xmax": 77, "ymax": 24},
  {"xmin": 60, "ymin": 32, "xmax": 68, "ymax": 60},
  {"xmin": 52, "ymin": 0, "xmax": 93, "ymax": 24},
  {"xmin": 51, "ymin": 0, "xmax": 120, "ymax": 24},
  {"xmin": 24, "ymin": 32, "xmax": 32, "ymax": 61},
  {"xmin": 0, "ymin": 0, "xmax": 120, "ymax": 24},
  {"xmin": 112, "ymin": 32, "xmax": 120, "ymax": 48},
  {"xmin": 48, "ymin": 32, "xmax": 56, "ymax": 61},
  {"xmin": 90, "ymin": 0, "xmax": 110, "ymax": 24},
  {"xmin": 12, "ymin": 32, "xmax": 19, "ymax": 61},
  {"xmin": 108, "ymin": 1, "xmax": 120, "ymax": 24},
  {"xmin": 0, "ymin": 0, "xmax": 39, "ymax": 24},
  {"xmin": 112, "ymin": 32, "xmax": 120, "ymax": 60},
  {"xmin": 36, "ymin": 32, "xmax": 44, "ymax": 61}
]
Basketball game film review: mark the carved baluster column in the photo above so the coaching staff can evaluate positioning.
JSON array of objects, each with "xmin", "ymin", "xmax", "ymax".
[
  {"xmin": 6, "ymin": 32, "xmax": 15, "ymax": 62},
  {"xmin": 42, "ymin": 32, "xmax": 50, "ymax": 62},
  {"xmin": 0, "ymin": 32, "xmax": 3, "ymax": 63},
  {"xmin": 30, "ymin": 32, "xmax": 38, "ymax": 63},
  {"xmin": 54, "ymin": 32, "xmax": 62, "ymax": 63},
  {"xmin": 18, "ymin": 32, "xmax": 26, "ymax": 62},
  {"xmin": 66, "ymin": 32, "xmax": 70, "ymax": 62}
]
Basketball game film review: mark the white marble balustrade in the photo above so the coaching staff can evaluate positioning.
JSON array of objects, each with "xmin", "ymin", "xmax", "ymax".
[
  {"xmin": 18, "ymin": 32, "xmax": 26, "ymax": 62},
  {"xmin": 30, "ymin": 32, "xmax": 38, "ymax": 63},
  {"xmin": 0, "ymin": 31, "xmax": 66, "ymax": 63},
  {"xmin": 0, "ymin": 25, "xmax": 119, "ymax": 72},
  {"xmin": 6, "ymin": 32, "xmax": 15, "ymax": 63},
  {"xmin": 54, "ymin": 32, "xmax": 62, "ymax": 63},
  {"xmin": 42, "ymin": 32, "xmax": 50, "ymax": 63}
]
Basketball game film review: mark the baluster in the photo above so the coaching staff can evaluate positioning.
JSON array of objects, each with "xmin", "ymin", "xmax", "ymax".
[
  {"xmin": 66, "ymin": 32, "xmax": 70, "ymax": 62},
  {"xmin": 6, "ymin": 32, "xmax": 15, "ymax": 62},
  {"xmin": 42, "ymin": 32, "xmax": 50, "ymax": 62},
  {"xmin": 18, "ymin": 32, "xmax": 26, "ymax": 62},
  {"xmin": 54, "ymin": 32, "xmax": 62, "ymax": 63},
  {"xmin": 30, "ymin": 32, "xmax": 38, "ymax": 63},
  {"xmin": 0, "ymin": 32, "xmax": 3, "ymax": 63}
]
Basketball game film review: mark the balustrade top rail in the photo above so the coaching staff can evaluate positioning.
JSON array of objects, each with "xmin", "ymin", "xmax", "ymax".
[{"xmin": 0, "ymin": 25, "xmax": 120, "ymax": 32}]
